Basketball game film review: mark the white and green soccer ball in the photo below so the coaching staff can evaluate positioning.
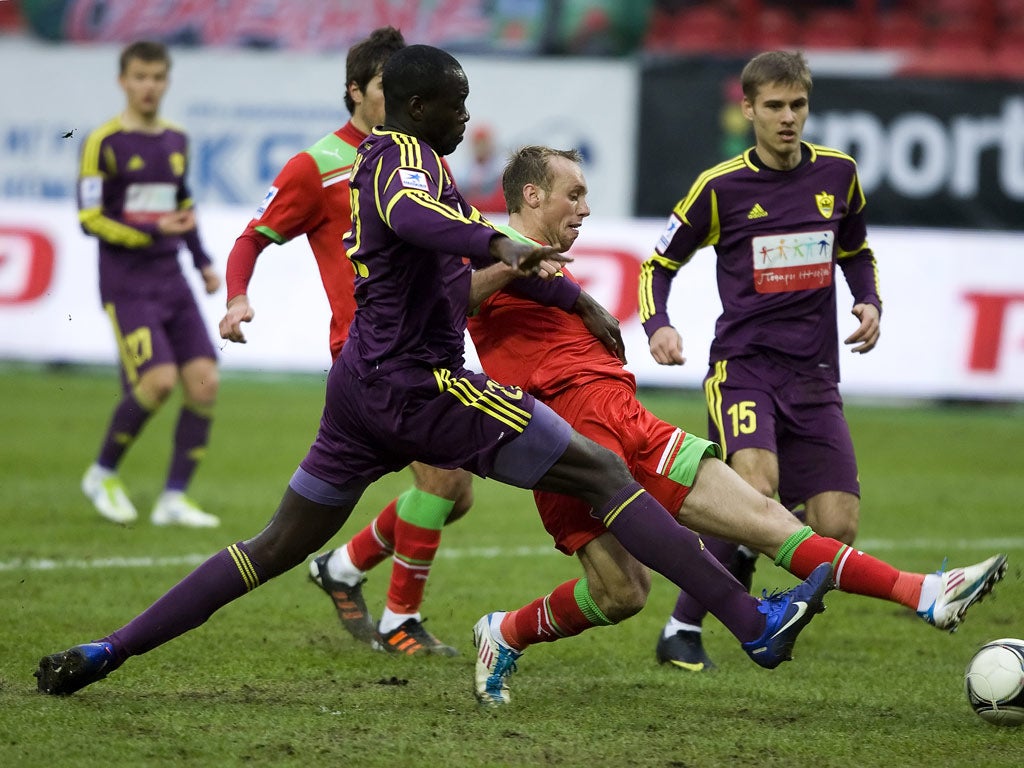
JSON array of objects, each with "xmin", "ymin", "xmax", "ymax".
[{"xmin": 964, "ymin": 638, "xmax": 1024, "ymax": 727}]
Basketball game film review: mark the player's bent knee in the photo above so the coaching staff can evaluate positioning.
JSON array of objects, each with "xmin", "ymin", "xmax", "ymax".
[
  {"xmin": 137, "ymin": 379, "xmax": 176, "ymax": 406},
  {"xmin": 444, "ymin": 495, "xmax": 473, "ymax": 525},
  {"xmin": 247, "ymin": 487, "xmax": 355, "ymax": 578},
  {"xmin": 600, "ymin": 584, "xmax": 649, "ymax": 623},
  {"xmin": 411, "ymin": 464, "xmax": 472, "ymax": 500},
  {"xmin": 810, "ymin": 516, "xmax": 858, "ymax": 545}
]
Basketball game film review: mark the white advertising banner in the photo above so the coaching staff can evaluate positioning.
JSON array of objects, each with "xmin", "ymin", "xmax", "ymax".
[
  {"xmin": 0, "ymin": 38, "xmax": 635, "ymax": 217},
  {"xmin": 2, "ymin": 199, "xmax": 1022, "ymax": 401}
]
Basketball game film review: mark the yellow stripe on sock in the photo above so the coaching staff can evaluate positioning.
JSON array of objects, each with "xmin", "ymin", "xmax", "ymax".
[
  {"xmin": 227, "ymin": 544, "xmax": 260, "ymax": 591},
  {"xmin": 602, "ymin": 488, "xmax": 645, "ymax": 527}
]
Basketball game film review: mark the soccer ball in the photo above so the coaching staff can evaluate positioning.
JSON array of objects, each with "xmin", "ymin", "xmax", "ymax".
[{"xmin": 964, "ymin": 638, "xmax": 1024, "ymax": 726}]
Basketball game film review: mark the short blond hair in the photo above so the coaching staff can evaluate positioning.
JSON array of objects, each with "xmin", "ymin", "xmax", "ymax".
[{"xmin": 501, "ymin": 146, "xmax": 583, "ymax": 214}]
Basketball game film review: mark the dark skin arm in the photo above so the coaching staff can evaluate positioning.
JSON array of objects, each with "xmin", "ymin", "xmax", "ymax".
[
  {"xmin": 488, "ymin": 234, "xmax": 568, "ymax": 273},
  {"xmin": 575, "ymin": 289, "xmax": 626, "ymax": 364}
]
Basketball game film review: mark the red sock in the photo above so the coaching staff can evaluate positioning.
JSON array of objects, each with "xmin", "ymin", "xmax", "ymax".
[
  {"xmin": 385, "ymin": 517, "xmax": 441, "ymax": 614},
  {"xmin": 790, "ymin": 533, "xmax": 922, "ymax": 607},
  {"xmin": 346, "ymin": 499, "xmax": 397, "ymax": 572},
  {"xmin": 499, "ymin": 579, "xmax": 601, "ymax": 651}
]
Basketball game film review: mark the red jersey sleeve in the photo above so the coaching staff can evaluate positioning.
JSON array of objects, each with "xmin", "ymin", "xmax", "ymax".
[{"xmin": 249, "ymin": 152, "xmax": 325, "ymax": 244}]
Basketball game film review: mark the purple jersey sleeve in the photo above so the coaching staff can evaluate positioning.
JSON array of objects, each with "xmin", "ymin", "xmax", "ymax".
[
  {"xmin": 637, "ymin": 175, "xmax": 715, "ymax": 337},
  {"xmin": 835, "ymin": 174, "xmax": 881, "ymax": 313},
  {"xmin": 491, "ymin": 223, "xmax": 581, "ymax": 311},
  {"xmin": 375, "ymin": 148, "xmax": 497, "ymax": 262},
  {"xmin": 503, "ymin": 275, "xmax": 581, "ymax": 312}
]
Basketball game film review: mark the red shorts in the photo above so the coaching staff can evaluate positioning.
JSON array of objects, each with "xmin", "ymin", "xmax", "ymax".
[{"xmin": 535, "ymin": 382, "xmax": 719, "ymax": 555}]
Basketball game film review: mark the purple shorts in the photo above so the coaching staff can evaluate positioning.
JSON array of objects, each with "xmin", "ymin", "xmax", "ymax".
[
  {"xmin": 298, "ymin": 359, "xmax": 572, "ymax": 496},
  {"xmin": 103, "ymin": 279, "xmax": 216, "ymax": 391},
  {"xmin": 703, "ymin": 356, "xmax": 859, "ymax": 509}
]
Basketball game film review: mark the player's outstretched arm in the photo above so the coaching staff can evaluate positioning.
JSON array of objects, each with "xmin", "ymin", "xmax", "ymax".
[
  {"xmin": 469, "ymin": 258, "xmax": 568, "ymax": 311},
  {"xmin": 489, "ymin": 235, "xmax": 569, "ymax": 274}
]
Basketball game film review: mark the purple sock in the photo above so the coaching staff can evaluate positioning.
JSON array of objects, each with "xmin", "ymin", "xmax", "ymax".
[
  {"xmin": 596, "ymin": 482, "xmax": 763, "ymax": 643},
  {"xmin": 104, "ymin": 542, "xmax": 264, "ymax": 661},
  {"xmin": 165, "ymin": 406, "xmax": 212, "ymax": 492},
  {"xmin": 673, "ymin": 536, "xmax": 738, "ymax": 625},
  {"xmin": 97, "ymin": 392, "xmax": 153, "ymax": 469}
]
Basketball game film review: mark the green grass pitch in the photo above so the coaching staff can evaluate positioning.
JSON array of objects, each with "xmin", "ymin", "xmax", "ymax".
[{"xmin": 1, "ymin": 363, "xmax": 1021, "ymax": 767}]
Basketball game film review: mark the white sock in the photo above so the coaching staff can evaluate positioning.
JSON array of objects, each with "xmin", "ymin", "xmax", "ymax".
[
  {"xmin": 664, "ymin": 617, "xmax": 702, "ymax": 639},
  {"xmin": 917, "ymin": 572, "xmax": 941, "ymax": 611},
  {"xmin": 325, "ymin": 546, "xmax": 364, "ymax": 587},
  {"xmin": 379, "ymin": 607, "xmax": 420, "ymax": 634}
]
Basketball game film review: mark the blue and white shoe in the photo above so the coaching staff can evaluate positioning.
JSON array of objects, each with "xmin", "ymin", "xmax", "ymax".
[
  {"xmin": 35, "ymin": 641, "xmax": 120, "ymax": 696},
  {"xmin": 917, "ymin": 554, "xmax": 1007, "ymax": 632},
  {"xmin": 472, "ymin": 613, "xmax": 522, "ymax": 707},
  {"xmin": 742, "ymin": 561, "xmax": 833, "ymax": 669}
]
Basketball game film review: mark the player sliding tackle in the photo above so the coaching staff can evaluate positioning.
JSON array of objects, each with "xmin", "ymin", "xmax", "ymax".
[
  {"xmin": 461, "ymin": 145, "xmax": 1007, "ymax": 706},
  {"xmin": 34, "ymin": 45, "xmax": 835, "ymax": 699}
]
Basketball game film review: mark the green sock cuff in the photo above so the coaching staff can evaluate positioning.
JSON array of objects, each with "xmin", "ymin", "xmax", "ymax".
[
  {"xmin": 395, "ymin": 487, "xmax": 455, "ymax": 530},
  {"xmin": 774, "ymin": 525, "xmax": 814, "ymax": 570},
  {"xmin": 574, "ymin": 578, "xmax": 615, "ymax": 627}
]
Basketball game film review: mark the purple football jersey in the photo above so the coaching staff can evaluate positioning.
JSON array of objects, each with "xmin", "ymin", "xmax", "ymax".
[
  {"xmin": 340, "ymin": 128, "xmax": 504, "ymax": 377},
  {"xmin": 77, "ymin": 116, "xmax": 209, "ymax": 302},
  {"xmin": 640, "ymin": 143, "xmax": 881, "ymax": 378}
]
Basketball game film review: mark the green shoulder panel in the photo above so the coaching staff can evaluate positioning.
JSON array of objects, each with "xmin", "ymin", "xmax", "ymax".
[
  {"xmin": 303, "ymin": 133, "xmax": 358, "ymax": 182},
  {"xmin": 494, "ymin": 223, "xmax": 533, "ymax": 245}
]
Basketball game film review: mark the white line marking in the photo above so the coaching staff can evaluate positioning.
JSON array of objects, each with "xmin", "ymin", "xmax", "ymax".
[{"xmin": 1, "ymin": 539, "xmax": 1021, "ymax": 573}]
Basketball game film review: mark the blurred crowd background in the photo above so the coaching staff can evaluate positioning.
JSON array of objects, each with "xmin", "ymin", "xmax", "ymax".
[
  {"xmin": 3, "ymin": 0, "xmax": 1023, "ymax": 76},
  {"xmin": 3, "ymin": 0, "xmax": 1023, "ymax": 228}
]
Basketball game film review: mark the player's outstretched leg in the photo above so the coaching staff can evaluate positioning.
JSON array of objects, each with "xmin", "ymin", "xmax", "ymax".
[
  {"xmin": 35, "ymin": 642, "xmax": 121, "ymax": 696},
  {"xmin": 472, "ymin": 613, "xmax": 522, "ymax": 707},
  {"xmin": 308, "ymin": 550, "xmax": 381, "ymax": 649},
  {"xmin": 741, "ymin": 562, "xmax": 834, "ymax": 669},
  {"xmin": 916, "ymin": 554, "xmax": 1007, "ymax": 632}
]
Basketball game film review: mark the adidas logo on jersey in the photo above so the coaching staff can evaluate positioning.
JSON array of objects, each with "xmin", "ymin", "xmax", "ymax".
[
  {"xmin": 127, "ymin": 155, "xmax": 145, "ymax": 171},
  {"xmin": 747, "ymin": 203, "xmax": 768, "ymax": 219}
]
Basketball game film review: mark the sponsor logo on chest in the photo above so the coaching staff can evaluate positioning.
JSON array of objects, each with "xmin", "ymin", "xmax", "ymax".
[{"xmin": 751, "ymin": 230, "xmax": 834, "ymax": 294}]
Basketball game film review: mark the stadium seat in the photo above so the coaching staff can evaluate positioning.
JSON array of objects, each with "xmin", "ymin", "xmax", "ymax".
[
  {"xmin": 0, "ymin": 0, "xmax": 24, "ymax": 31},
  {"xmin": 872, "ymin": 9, "xmax": 928, "ymax": 50},
  {"xmin": 992, "ymin": 23, "xmax": 1024, "ymax": 76},
  {"xmin": 642, "ymin": 7, "xmax": 678, "ymax": 52},
  {"xmin": 800, "ymin": 8, "xmax": 868, "ymax": 49},
  {"xmin": 754, "ymin": 6, "xmax": 801, "ymax": 50},
  {"xmin": 926, "ymin": 0, "xmax": 998, "ymax": 48},
  {"xmin": 657, "ymin": 4, "xmax": 739, "ymax": 54}
]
